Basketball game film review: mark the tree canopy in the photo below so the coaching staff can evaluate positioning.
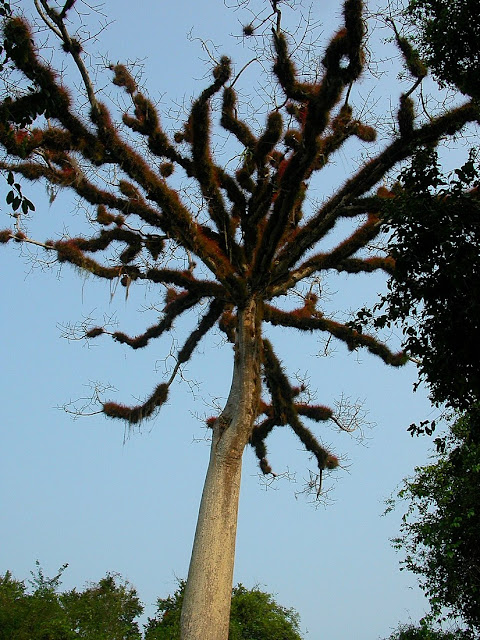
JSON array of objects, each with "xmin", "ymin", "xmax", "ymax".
[
  {"xmin": 389, "ymin": 407, "xmax": 480, "ymax": 633},
  {"xmin": 384, "ymin": 622, "xmax": 471, "ymax": 640},
  {"xmin": 406, "ymin": 0, "xmax": 480, "ymax": 97},
  {"xmin": 381, "ymin": 4, "xmax": 480, "ymax": 631},
  {"xmin": 354, "ymin": 148, "xmax": 480, "ymax": 412},
  {"xmin": 144, "ymin": 581, "xmax": 303, "ymax": 640},
  {"xmin": 0, "ymin": 564, "xmax": 143, "ymax": 640},
  {"xmin": 0, "ymin": 567, "xmax": 303, "ymax": 640}
]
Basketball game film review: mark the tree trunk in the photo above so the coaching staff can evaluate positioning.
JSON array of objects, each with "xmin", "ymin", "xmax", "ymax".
[{"xmin": 180, "ymin": 298, "xmax": 262, "ymax": 640}]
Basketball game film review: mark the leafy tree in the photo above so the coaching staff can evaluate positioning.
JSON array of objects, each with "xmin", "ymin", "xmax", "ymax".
[
  {"xmin": 360, "ymin": 8, "xmax": 480, "ymax": 632},
  {"xmin": 1, "ymin": 1, "xmax": 478, "ymax": 638},
  {"xmin": 389, "ymin": 407, "xmax": 480, "ymax": 633},
  {"xmin": 0, "ymin": 565, "xmax": 143, "ymax": 640},
  {"xmin": 0, "ymin": 568, "xmax": 301, "ymax": 640},
  {"xmin": 0, "ymin": 564, "xmax": 74, "ymax": 640},
  {"xmin": 0, "ymin": 572, "xmax": 26, "ymax": 639},
  {"xmin": 144, "ymin": 581, "xmax": 303, "ymax": 640},
  {"xmin": 61, "ymin": 575, "xmax": 143, "ymax": 640},
  {"xmin": 406, "ymin": 0, "xmax": 480, "ymax": 98},
  {"xmin": 354, "ymin": 148, "xmax": 480, "ymax": 412},
  {"xmin": 384, "ymin": 622, "xmax": 471, "ymax": 639}
]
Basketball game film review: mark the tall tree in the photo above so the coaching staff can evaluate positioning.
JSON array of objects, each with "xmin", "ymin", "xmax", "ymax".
[{"xmin": 0, "ymin": 1, "xmax": 478, "ymax": 638}]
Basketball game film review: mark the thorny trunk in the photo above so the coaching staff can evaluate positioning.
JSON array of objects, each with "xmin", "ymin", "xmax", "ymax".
[{"xmin": 180, "ymin": 298, "xmax": 262, "ymax": 640}]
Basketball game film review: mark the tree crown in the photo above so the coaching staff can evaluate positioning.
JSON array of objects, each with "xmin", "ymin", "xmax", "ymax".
[{"xmin": 0, "ymin": 0, "xmax": 478, "ymax": 488}]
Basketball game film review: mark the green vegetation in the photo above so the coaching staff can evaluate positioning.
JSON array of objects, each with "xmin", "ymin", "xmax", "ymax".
[
  {"xmin": 406, "ymin": 0, "xmax": 480, "ymax": 97},
  {"xmin": 0, "ymin": 563, "xmax": 143, "ymax": 640},
  {"xmin": 145, "ymin": 581, "xmax": 303, "ymax": 640},
  {"xmin": 384, "ymin": 621, "xmax": 472, "ymax": 639},
  {"xmin": 389, "ymin": 407, "xmax": 480, "ymax": 634},
  {"xmin": 354, "ymin": 148, "xmax": 480, "ymax": 413},
  {"xmin": 0, "ymin": 565, "xmax": 303, "ymax": 640}
]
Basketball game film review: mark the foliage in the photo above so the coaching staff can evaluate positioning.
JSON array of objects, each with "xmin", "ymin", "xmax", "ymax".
[
  {"xmin": 0, "ymin": 563, "xmax": 74, "ymax": 640},
  {"xmin": 0, "ymin": 564, "xmax": 143, "ymax": 640},
  {"xmin": 406, "ymin": 0, "xmax": 480, "ymax": 97},
  {"xmin": 390, "ymin": 407, "xmax": 480, "ymax": 632},
  {"xmin": 144, "ymin": 581, "xmax": 303, "ymax": 640},
  {"xmin": 354, "ymin": 147, "xmax": 480, "ymax": 412},
  {"xmin": 61, "ymin": 574, "xmax": 143, "ymax": 640},
  {"xmin": 0, "ymin": 568, "xmax": 302, "ymax": 640},
  {"xmin": 384, "ymin": 621, "xmax": 472, "ymax": 639}
]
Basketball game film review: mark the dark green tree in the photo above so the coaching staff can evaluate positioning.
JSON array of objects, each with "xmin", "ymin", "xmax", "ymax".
[
  {"xmin": 354, "ymin": 148, "xmax": 480, "ymax": 413},
  {"xmin": 390, "ymin": 407, "xmax": 480, "ymax": 633},
  {"xmin": 360, "ymin": 9, "xmax": 480, "ymax": 632},
  {"xmin": 1, "ymin": 1, "xmax": 478, "ymax": 638},
  {"xmin": 406, "ymin": 0, "xmax": 480, "ymax": 98},
  {"xmin": 0, "ymin": 564, "xmax": 74, "ymax": 640},
  {"xmin": 384, "ymin": 622, "xmax": 471, "ymax": 640},
  {"xmin": 61, "ymin": 575, "xmax": 143, "ymax": 640},
  {"xmin": 144, "ymin": 581, "xmax": 303, "ymax": 640},
  {"xmin": 0, "ymin": 566, "xmax": 143, "ymax": 640}
]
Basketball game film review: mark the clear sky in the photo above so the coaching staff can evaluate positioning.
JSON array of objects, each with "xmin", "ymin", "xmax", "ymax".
[{"xmin": 0, "ymin": 1, "xmax": 464, "ymax": 638}]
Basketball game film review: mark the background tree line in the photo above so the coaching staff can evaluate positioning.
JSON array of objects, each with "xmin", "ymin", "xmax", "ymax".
[
  {"xmin": 0, "ymin": 565, "xmax": 302, "ymax": 640},
  {"xmin": 0, "ymin": 564, "xmax": 472, "ymax": 639}
]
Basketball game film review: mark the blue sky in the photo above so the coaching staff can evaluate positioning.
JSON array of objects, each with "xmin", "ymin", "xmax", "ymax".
[{"xmin": 0, "ymin": 1, "xmax": 464, "ymax": 638}]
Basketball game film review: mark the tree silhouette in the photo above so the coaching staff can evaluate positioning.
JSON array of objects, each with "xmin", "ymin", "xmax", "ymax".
[{"xmin": 0, "ymin": 1, "xmax": 478, "ymax": 638}]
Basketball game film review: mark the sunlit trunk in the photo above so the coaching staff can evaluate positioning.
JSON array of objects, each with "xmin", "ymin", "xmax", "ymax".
[{"xmin": 180, "ymin": 298, "xmax": 262, "ymax": 640}]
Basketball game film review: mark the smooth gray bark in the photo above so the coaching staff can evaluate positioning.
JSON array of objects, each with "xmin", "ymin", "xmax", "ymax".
[{"xmin": 180, "ymin": 299, "xmax": 262, "ymax": 640}]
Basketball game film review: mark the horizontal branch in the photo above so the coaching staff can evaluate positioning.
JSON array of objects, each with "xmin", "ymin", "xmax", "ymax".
[
  {"xmin": 0, "ymin": 159, "xmax": 166, "ymax": 229},
  {"xmin": 145, "ymin": 268, "xmax": 226, "ymax": 297},
  {"xmin": 103, "ymin": 382, "xmax": 169, "ymax": 424},
  {"xmin": 264, "ymin": 304, "xmax": 406, "ymax": 366},
  {"xmin": 88, "ymin": 291, "xmax": 204, "ymax": 350}
]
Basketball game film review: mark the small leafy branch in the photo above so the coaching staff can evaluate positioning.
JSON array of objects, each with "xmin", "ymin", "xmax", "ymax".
[{"xmin": 5, "ymin": 170, "xmax": 35, "ymax": 215}]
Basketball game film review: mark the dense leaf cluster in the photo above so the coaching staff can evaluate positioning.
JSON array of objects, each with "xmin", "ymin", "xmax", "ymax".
[
  {"xmin": 355, "ymin": 148, "xmax": 480, "ymax": 411},
  {"xmin": 0, "ymin": 564, "xmax": 143, "ymax": 640},
  {"xmin": 0, "ymin": 567, "xmax": 303, "ymax": 640},
  {"xmin": 391, "ymin": 407, "xmax": 480, "ymax": 633},
  {"xmin": 406, "ymin": 0, "xmax": 480, "ymax": 98},
  {"xmin": 145, "ymin": 581, "xmax": 303, "ymax": 640}
]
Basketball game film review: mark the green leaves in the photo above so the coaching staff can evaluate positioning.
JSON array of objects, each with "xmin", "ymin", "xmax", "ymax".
[
  {"xmin": 384, "ymin": 621, "xmax": 472, "ymax": 639},
  {"xmin": 0, "ymin": 565, "xmax": 143, "ymax": 640},
  {"xmin": 144, "ymin": 581, "xmax": 303, "ymax": 640},
  {"xmin": 392, "ymin": 407, "xmax": 480, "ymax": 632},
  {"xmin": 357, "ymin": 148, "xmax": 480, "ymax": 411},
  {"xmin": 4, "ymin": 171, "xmax": 35, "ymax": 215},
  {"xmin": 406, "ymin": 0, "xmax": 480, "ymax": 98}
]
